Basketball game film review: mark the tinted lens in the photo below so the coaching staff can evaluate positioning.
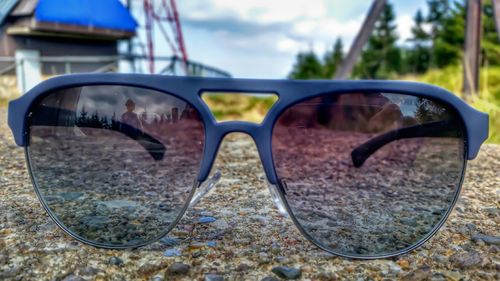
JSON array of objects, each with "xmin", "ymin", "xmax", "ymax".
[
  {"xmin": 27, "ymin": 86, "xmax": 205, "ymax": 247},
  {"xmin": 272, "ymin": 93, "xmax": 465, "ymax": 257}
]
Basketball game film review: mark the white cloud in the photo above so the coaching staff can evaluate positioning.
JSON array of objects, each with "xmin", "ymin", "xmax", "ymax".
[
  {"xmin": 179, "ymin": 0, "xmax": 366, "ymax": 57},
  {"xmin": 291, "ymin": 16, "xmax": 364, "ymax": 42},
  {"xmin": 180, "ymin": 0, "xmax": 327, "ymax": 24},
  {"xmin": 174, "ymin": 0, "xmax": 429, "ymax": 77},
  {"xmin": 397, "ymin": 14, "xmax": 415, "ymax": 42},
  {"xmin": 276, "ymin": 38, "xmax": 301, "ymax": 54}
]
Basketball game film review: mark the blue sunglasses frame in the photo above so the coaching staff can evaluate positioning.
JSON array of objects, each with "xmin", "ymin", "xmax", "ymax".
[
  {"xmin": 8, "ymin": 74, "xmax": 489, "ymax": 184},
  {"xmin": 7, "ymin": 74, "xmax": 489, "ymax": 259}
]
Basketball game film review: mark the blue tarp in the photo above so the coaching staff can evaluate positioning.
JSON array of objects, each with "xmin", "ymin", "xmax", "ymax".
[{"xmin": 35, "ymin": 0, "xmax": 137, "ymax": 32}]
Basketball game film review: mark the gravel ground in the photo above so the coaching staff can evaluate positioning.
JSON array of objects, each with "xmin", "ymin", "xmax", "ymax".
[{"xmin": 0, "ymin": 107, "xmax": 499, "ymax": 281}]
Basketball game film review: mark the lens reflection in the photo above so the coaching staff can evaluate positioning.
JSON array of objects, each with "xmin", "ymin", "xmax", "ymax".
[
  {"xmin": 27, "ymin": 86, "xmax": 205, "ymax": 246},
  {"xmin": 272, "ymin": 93, "xmax": 465, "ymax": 256}
]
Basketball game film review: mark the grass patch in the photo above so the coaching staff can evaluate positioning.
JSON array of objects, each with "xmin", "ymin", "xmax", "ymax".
[
  {"xmin": 202, "ymin": 93, "xmax": 278, "ymax": 123},
  {"xmin": 402, "ymin": 65, "xmax": 500, "ymax": 143}
]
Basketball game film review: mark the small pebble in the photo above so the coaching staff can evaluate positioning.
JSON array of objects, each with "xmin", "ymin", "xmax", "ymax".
[
  {"xmin": 167, "ymin": 263, "xmax": 190, "ymax": 275},
  {"xmin": 432, "ymin": 254, "xmax": 448, "ymax": 263},
  {"xmin": 440, "ymin": 270, "xmax": 463, "ymax": 281},
  {"xmin": 199, "ymin": 216, "xmax": 217, "ymax": 223},
  {"xmin": 275, "ymin": 256, "xmax": 289, "ymax": 263},
  {"xmin": 261, "ymin": 277, "xmax": 280, "ymax": 281},
  {"xmin": 271, "ymin": 266, "xmax": 302, "ymax": 280},
  {"xmin": 159, "ymin": 237, "xmax": 179, "ymax": 246},
  {"xmin": 472, "ymin": 234, "xmax": 500, "ymax": 246},
  {"xmin": 450, "ymin": 251, "xmax": 484, "ymax": 269},
  {"xmin": 150, "ymin": 275, "xmax": 164, "ymax": 281},
  {"xmin": 402, "ymin": 266, "xmax": 430, "ymax": 281},
  {"xmin": 61, "ymin": 276, "xmax": 85, "ymax": 281},
  {"xmin": 429, "ymin": 273, "xmax": 447, "ymax": 281},
  {"xmin": 301, "ymin": 265, "xmax": 312, "ymax": 273},
  {"xmin": 205, "ymin": 274, "xmax": 224, "ymax": 281},
  {"xmin": 192, "ymin": 251, "xmax": 203, "ymax": 258},
  {"xmin": 137, "ymin": 262, "xmax": 169, "ymax": 275},
  {"xmin": 316, "ymin": 272, "xmax": 337, "ymax": 281},
  {"xmin": 108, "ymin": 256, "xmax": 124, "ymax": 266},
  {"xmin": 397, "ymin": 259, "xmax": 409, "ymax": 269},
  {"xmin": 207, "ymin": 241, "xmax": 217, "ymax": 247},
  {"xmin": 236, "ymin": 263, "xmax": 251, "ymax": 272},
  {"xmin": 489, "ymin": 245, "xmax": 499, "ymax": 254},
  {"xmin": 164, "ymin": 249, "xmax": 182, "ymax": 257},
  {"xmin": 79, "ymin": 267, "xmax": 101, "ymax": 276}
]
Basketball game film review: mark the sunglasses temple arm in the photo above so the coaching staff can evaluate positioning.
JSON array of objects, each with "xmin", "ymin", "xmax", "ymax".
[
  {"xmin": 351, "ymin": 119, "xmax": 459, "ymax": 168},
  {"xmin": 187, "ymin": 171, "xmax": 290, "ymax": 218},
  {"xmin": 30, "ymin": 106, "xmax": 166, "ymax": 161},
  {"xmin": 117, "ymin": 122, "xmax": 166, "ymax": 160}
]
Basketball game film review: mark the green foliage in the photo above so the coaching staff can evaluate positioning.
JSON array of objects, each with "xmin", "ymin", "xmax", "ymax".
[
  {"xmin": 427, "ymin": 0, "xmax": 452, "ymax": 42},
  {"xmin": 323, "ymin": 38, "xmax": 345, "ymax": 78},
  {"xmin": 482, "ymin": 0, "xmax": 500, "ymax": 65},
  {"xmin": 354, "ymin": 3, "xmax": 401, "ymax": 79},
  {"xmin": 202, "ymin": 93, "xmax": 278, "ymax": 123},
  {"xmin": 285, "ymin": 0, "xmax": 500, "ymax": 142},
  {"xmin": 431, "ymin": 1, "xmax": 465, "ymax": 68},
  {"xmin": 288, "ymin": 0, "xmax": 500, "ymax": 79},
  {"xmin": 288, "ymin": 38, "xmax": 345, "ymax": 79},
  {"xmin": 406, "ymin": 9, "xmax": 432, "ymax": 73},
  {"xmin": 403, "ymin": 65, "xmax": 500, "ymax": 143},
  {"xmin": 288, "ymin": 51, "xmax": 324, "ymax": 79}
]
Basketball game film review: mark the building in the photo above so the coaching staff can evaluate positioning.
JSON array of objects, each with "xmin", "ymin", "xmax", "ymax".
[{"xmin": 0, "ymin": 0, "xmax": 137, "ymax": 93}]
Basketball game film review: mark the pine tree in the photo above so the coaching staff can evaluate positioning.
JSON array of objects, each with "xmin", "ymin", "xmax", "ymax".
[
  {"xmin": 100, "ymin": 115, "xmax": 109, "ymax": 129},
  {"xmin": 323, "ymin": 38, "xmax": 345, "ymax": 78},
  {"xmin": 354, "ymin": 3, "xmax": 401, "ymax": 79},
  {"xmin": 428, "ymin": 0, "xmax": 465, "ymax": 68},
  {"xmin": 288, "ymin": 51, "xmax": 324, "ymax": 79},
  {"xmin": 90, "ymin": 111, "xmax": 101, "ymax": 128},
  {"xmin": 482, "ymin": 0, "xmax": 500, "ymax": 66},
  {"xmin": 77, "ymin": 106, "xmax": 88, "ymax": 127},
  {"xmin": 406, "ymin": 9, "xmax": 432, "ymax": 73},
  {"xmin": 427, "ymin": 0, "xmax": 451, "ymax": 39}
]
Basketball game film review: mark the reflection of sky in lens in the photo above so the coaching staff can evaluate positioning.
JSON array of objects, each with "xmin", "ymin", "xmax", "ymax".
[
  {"xmin": 382, "ymin": 93, "xmax": 418, "ymax": 117},
  {"xmin": 77, "ymin": 86, "xmax": 190, "ymax": 122}
]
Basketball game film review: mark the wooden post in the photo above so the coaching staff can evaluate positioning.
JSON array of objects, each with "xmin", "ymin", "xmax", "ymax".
[
  {"xmin": 493, "ymin": 0, "xmax": 500, "ymax": 41},
  {"xmin": 463, "ymin": 0, "xmax": 483, "ymax": 96},
  {"xmin": 333, "ymin": 0, "xmax": 387, "ymax": 79}
]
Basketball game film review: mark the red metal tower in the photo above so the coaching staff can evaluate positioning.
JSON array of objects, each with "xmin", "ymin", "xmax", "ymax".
[{"xmin": 142, "ymin": 0, "xmax": 189, "ymax": 74}]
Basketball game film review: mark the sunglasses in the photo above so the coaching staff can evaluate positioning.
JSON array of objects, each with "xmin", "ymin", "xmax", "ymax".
[{"xmin": 7, "ymin": 74, "xmax": 489, "ymax": 259}]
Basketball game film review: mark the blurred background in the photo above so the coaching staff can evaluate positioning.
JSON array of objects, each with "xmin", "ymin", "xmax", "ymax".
[{"xmin": 0, "ymin": 0, "xmax": 498, "ymax": 142}]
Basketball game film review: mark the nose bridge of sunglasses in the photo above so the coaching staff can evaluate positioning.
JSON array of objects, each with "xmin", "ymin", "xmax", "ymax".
[
  {"xmin": 188, "ymin": 168, "xmax": 289, "ymax": 217},
  {"xmin": 267, "ymin": 181, "xmax": 289, "ymax": 217},
  {"xmin": 189, "ymin": 170, "xmax": 222, "ymax": 208},
  {"xmin": 200, "ymin": 91, "xmax": 279, "ymax": 124}
]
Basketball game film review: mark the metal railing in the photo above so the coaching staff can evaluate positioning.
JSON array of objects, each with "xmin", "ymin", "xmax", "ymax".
[{"xmin": 0, "ymin": 55, "xmax": 231, "ymax": 77}]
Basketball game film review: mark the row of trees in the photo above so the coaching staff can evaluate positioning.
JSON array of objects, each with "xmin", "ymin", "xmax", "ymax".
[{"xmin": 288, "ymin": 0, "xmax": 500, "ymax": 80}]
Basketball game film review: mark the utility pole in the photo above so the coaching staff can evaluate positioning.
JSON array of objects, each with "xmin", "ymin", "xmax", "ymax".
[
  {"xmin": 463, "ymin": 0, "xmax": 483, "ymax": 97},
  {"xmin": 493, "ymin": 0, "xmax": 500, "ymax": 41},
  {"xmin": 333, "ymin": 0, "xmax": 387, "ymax": 79}
]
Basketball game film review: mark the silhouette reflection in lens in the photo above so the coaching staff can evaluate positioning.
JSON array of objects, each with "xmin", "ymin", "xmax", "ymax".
[{"xmin": 28, "ymin": 86, "xmax": 205, "ymax": 246}]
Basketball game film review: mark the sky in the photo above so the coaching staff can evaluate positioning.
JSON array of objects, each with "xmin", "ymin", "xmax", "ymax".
[{"xmin": 130, "ymin": 1, "xmax": 429, "ymax": 79}]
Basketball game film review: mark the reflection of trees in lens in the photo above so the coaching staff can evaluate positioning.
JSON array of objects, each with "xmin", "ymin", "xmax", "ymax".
[
  {"xmin": 415, "ymin": 97, "xmax": 450, "ymax": 123},
  {"xmin": 279, "ymin": 93, "xmax": 402, "ymax": 133}
]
